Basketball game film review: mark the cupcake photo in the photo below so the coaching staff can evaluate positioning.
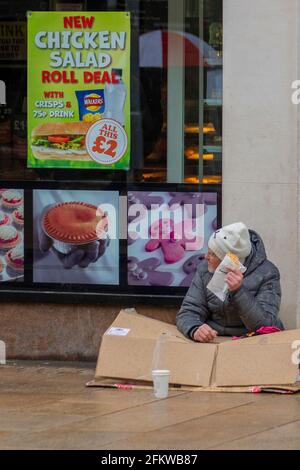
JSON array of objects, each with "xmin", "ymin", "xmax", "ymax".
[
  {"xmin": 0, "ymin": 188, "xmax": 24, "ymax": 282},
  {"xmin": 6, "ymin": 245, "xmax": 24, "ymax": 272},
  {"xmin": 13, "ymin": 207, "xmax": 24, "ymax": 227},
  {"xmin": 0, "ymin": 211, "xmax": 10, "ymax": 226},
  {"xmin": 1, "ymin": 190, "xmax": 23, "ymax": 209},
  {"xmin": 0, "ymin": 225, "xmax": 20, "ymax": 250}
]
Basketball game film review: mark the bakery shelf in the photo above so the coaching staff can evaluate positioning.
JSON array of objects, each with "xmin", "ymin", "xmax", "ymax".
[
  {"xmin": 203, "ymin": 145, "xmax": 222, "ymax": 153},
  {"xmin": 204, "ymin": 99, "xmax": 222, "ymax": 106}
]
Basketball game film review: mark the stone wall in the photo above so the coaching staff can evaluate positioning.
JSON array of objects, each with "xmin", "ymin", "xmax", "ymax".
[
  {"xmin": 223, "ymin": 0, "xmax": 299, "ymax": 329},
  {"xmin": 0, "ymin": 302, "xmax": 178, "ymax": 360}
]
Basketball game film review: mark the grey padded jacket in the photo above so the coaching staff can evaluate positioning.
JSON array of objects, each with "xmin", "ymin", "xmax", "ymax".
[{"xmin": 176, "ymin": 230, "xmax": 284, "ymax": 339}]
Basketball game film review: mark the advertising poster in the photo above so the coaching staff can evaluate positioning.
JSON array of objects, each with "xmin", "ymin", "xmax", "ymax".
[
  {"xmin": 127, "ymin": 191, "xmax": 217, "ymax": 287},
  {"xmin": 0, "ymin": 189, "xmax": 24, "ymax": 282},
  {"xmin": 27, "ymin": 11, "xmax": 130, "ymax": 170},
  {"xmin": 33, "ymin": 189, "xmax": 119, "ymax": 285}
]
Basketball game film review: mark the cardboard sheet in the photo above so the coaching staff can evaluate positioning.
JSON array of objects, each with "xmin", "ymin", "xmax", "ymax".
[{"xmin": 94, "ymin": 309, "xmax": 300, "ymax": 391}]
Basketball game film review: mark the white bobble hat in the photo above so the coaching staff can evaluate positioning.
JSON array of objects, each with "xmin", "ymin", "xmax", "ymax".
[{"xmin": 208, "ymin": 222, "xmax": 251, "ymax": 261}]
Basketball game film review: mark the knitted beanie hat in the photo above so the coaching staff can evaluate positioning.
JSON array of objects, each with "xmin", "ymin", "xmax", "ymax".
[{"xmin": 208, "ymin": 222, "xmax": 251, "ymax": 261}]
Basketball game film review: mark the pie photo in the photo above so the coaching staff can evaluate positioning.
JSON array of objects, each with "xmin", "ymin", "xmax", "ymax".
[{"xmin": 42, "ymin": 201, "xmax": 109, "ymax": 245}]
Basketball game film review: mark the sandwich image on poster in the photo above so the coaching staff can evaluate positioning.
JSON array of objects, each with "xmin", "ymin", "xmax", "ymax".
[
  {"xmin": 33, "ymin": 190, "xmax": 119, "ymax": 285},
  {"xmin": 31, "ymin": 121, "xmax": 92, "ymax": 161},
  {"xmin": 27, "ymin": 11, "xmax": 130, "ymax": 170},
  {"xmin": 0, "ymin": 189, "xmax": 24, "ymax": 282}
]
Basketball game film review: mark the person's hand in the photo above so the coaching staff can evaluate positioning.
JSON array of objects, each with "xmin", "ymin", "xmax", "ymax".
[
  {"xmin": 52, "ymin": 238, "xmax": 110, "ymax": 269},
  {"xmin": 193, "ymin": 324, "xmax": 218, "ymax": 343},
  {"xmin": 225, "ymin": 266, "xmax": 244, "ymax": 292},
  {"xmin": 40, "ymin": 227, "xmax": 109, "ymax": 269}
]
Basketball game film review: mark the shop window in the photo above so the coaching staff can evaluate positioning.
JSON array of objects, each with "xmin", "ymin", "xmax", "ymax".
[
  {"xmin": 0, "ymin": 0, "xmax": 222, "ymax": 185},
  {"xmin": 0, "ymin": 0, "xmax": 222, "ymax": 301}
]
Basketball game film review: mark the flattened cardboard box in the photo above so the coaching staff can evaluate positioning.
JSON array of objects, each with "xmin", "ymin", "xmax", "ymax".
[
  {"xmin": 87, "ymin": 377, "xmax": 300, "ymax": 394},
  {"xmin": 216, "ymin": 330, "xmax": 300, "ymax": 386},
  {"xmin": 95, "ymin": 309, "xmax": 300, "ymax": 388},
  {"xmin": 96, "ymin": 309, "xmax": 217, "ymax": 387}
]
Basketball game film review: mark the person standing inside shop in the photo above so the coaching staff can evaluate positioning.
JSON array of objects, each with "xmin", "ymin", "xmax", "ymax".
[{"xmin": 176, "ymin": 222, "xmax": 284, "ymax": 342}]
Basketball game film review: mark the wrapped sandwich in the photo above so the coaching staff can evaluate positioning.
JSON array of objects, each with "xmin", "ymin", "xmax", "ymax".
[{"xmin": 207, "ymin": 252, "xmax": 246, "ymax": 302}]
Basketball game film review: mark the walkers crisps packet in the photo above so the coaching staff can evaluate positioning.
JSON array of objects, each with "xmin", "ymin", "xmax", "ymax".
[{"xmin": 75, "ymin": 89, "xmax": 105, "ymax": 122}]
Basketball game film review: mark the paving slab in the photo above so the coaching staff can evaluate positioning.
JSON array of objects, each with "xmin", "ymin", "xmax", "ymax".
[{"xmin": 0, "ymin": 362, "xmax": 299, "ymax": 450}]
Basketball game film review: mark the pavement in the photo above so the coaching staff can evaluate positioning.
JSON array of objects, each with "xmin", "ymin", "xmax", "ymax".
[{"xmin": 0, "ymin": 361, "xmax": 299, "ymax": 450}]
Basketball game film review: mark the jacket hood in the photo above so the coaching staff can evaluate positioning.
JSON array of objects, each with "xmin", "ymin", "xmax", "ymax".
[{"xmin": 244, "ymin": 230, "xmax": 266, "ymax": 275}]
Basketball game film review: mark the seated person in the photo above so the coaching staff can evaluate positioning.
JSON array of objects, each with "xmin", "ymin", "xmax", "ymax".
[{"xmin": 176, "ymin": 222, "xmax": 284, "ymax": 343}]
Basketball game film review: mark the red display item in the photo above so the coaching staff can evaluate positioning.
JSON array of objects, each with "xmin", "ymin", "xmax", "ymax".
[
  {"xmin": 5, "ymin": 245, "xmax": 24, "ymax": 271},
  {"xmin": 1, "ymin": 190, "xmax": 23, "ymax": 209},
  {"xmin": 145, "ymin": 218, "xmax": 204, "ymax": 263},
  {"xmin": 43, "ymin": 201, "xmax": 108, "ymax": 244},
  {"xmin": 0, "ymin": 211, "xmax": 10, "ymax": 226},
  {"xmin": 13, "ymin": 208, "xmax": 24, "ymax": 226},
  {"xmin": 0, "ymin": 225, "xmax": 20, "ymax": 249}
]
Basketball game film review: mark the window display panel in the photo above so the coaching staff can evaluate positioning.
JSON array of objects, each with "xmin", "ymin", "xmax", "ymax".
[
  {"xmin": 0, "ymin": 188, "xmax": 24, "ymax": 281},
  {"xmin": 127, "ymin": 191, "xmax": 217, "ymax": 287},
  {"xmin": 0, "ymin": 182, "xmax": 220, "ymax": 301},
  {"xmin": 33, "ymin": 189, "xmax": 119, "ymax": 284},
  {"xmin": 0, "ymin": 0, "xmax": 222, "ymax": 303}
]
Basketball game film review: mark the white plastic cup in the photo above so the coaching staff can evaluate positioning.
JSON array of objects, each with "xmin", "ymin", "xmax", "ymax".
[{"xmin": 152, "ymin": 369, "xmax": 170, "ymax": 399}]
